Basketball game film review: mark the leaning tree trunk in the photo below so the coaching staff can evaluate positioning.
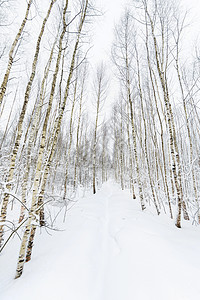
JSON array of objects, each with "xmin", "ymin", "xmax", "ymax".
[
  {"xmin": 144, "ymin": 4, "xmax": 189, "ymax": 227},
  {"xmin": 15, "ymin": 1, "xmax": 89, "ymax": 278},
  {"xmin": 135, "ymin": 47, "xmax": 160, "ymax": 215},
  {"xmin": 175, "ymin": 46, "xmax": 199, "ymax": 223},
  {"xmin": 145, "ymin": 27, "xmax": 173, "ymax": 218},
  {"xmin": 37, "ymin": 1, "xmax": 89, "ymax": 224},
  {"xmin": 19, "ymin": 34, "xmax": 58, "ymax": 223},
  {"xmin": 0, "ymin": 0, "xmax": 33, "ymax": 108},
  {"xmin": 0, "ymin": 0, "xmax": 57, "ymax": 247},
  {"xmin": 15, "ymin": 0, "xmax": 69, "ymax": 279},
  {"xmin": 125, "ymin": 45, "xmax": 146, "ymax": 211}
]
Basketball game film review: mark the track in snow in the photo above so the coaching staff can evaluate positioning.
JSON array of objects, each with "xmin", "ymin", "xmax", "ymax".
[{"xmin": 1, "ymin": 181, "xmax": 200, "ymax": 300}]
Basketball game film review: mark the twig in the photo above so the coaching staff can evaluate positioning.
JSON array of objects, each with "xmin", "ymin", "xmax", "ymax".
[
  {"xmin": 0, "ymin": 218, "xmax": 27, "ymax": 253},
  {"xmin": 5, "ymin": 191, "xmax": 29, "ymax": 211}
]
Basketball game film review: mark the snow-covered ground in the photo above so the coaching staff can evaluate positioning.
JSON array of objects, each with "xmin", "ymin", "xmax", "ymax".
[{"xmin": 1, "ymin": 182, "xmax": 200, "ymax": 300}]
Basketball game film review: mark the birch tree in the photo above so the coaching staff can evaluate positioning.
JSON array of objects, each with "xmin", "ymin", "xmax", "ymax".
[
  {"xmin": 142, "ymin": 0, "xmax": 189, "ymax": 227},
  {"xmin": 0, "ymin": 0, "xmax": 33, "ymax": 108},
  {"xmin": 0, "ymin": 0, "xmax": 57, "ymax": 247},
  {"xmin": 15, "ymin": 0, "xmax": 91, "ymax": 278},
  {"xmin": 92, "ymin": 64, "xmax": 107, "ymax": 194},
  {"xmin": 112, "ymin": 11, "xmax": 146, "ymax": 210}
]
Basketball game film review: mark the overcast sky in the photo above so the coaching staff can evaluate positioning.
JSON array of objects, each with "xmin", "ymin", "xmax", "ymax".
[
  {"xmin": 90, "ymin": 0, "xmax": 200, "ymax": 65},
  {"xmin": 14, "ymin": 0, "xmax": 200, "ymax": 69},
  {"xmin": 2, "ymin": 0, "xmax": 200, "ymax": 122}
]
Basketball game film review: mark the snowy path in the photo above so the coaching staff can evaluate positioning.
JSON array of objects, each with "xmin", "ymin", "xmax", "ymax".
[{"xmin": 1, "ymin": 182, "xmax": 200, "ymax": 300}]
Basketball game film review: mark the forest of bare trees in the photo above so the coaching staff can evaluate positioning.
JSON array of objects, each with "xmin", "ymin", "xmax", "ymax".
[{"xmin": 0, "ymin": 0, "xmax": 200, "ymax": 279}]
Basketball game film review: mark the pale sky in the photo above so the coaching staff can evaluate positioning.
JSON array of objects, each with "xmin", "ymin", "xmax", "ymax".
[
  {"xmin": 9, "ymin": 0, "xmax": 200, "ymax": 71},
  {"xmin": 1, "ymin": 0, "xmax": 200, "ymax": 126},
  {"xmin": 90, "ymin": 0, "xmax": 200, "ymax": 65},
  {"xmin": 89, "ymin": 0, "xmax": 200, "ymax": 112},
  {"xmin": 90, "ymin": 0, "xmax": 127, "ymax": 64}
]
